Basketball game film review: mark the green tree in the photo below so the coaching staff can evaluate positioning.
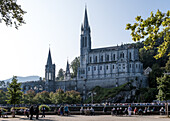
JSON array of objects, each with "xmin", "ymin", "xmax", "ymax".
[
  {"xmin": 157, "ymin": 75, "xmax": 170, "ymax": 117},
  {"xmin": 33, "ymin": 91, "xmax": 51, "ymax": 104},
  {"xmin": 165, "ymin": 57, "xmax": 170, "ymax": 72},
  {"xmin": 148, "ymin": 64, "xmax": 163, "ymax": 88},
  {"xmin": 57, "ymin": 68, "xmax": 64, "ymax": 80},
  {"xmin": 22, "ymin": 90, "xmax": 36, "ymax": 104},
  {"xmin": 0, "ymin": 90, "xmax": 7, "ymax": 104},
  {"xmin": 126, "ymin": 10, "xmax": 170, "ymax": 59},
  {"xmin": 65, "ymin": 90, "xmax": 81, "ymax": 104},
  {"xmin": 6, "ymin": 76, "xmax": 23, "ymax": 117},
  {"xmin": 0, "ymin": 0, "xmax": 26, "ymax": 29},
  {"xmin": 70, "ymin": 57, "xmax": 80, "ymax": 78}
]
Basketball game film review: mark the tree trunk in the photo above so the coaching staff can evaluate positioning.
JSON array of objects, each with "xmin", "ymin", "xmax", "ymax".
[{"xmin": 12, "ymin": 104, "xmax": 15, "ymax": 118}]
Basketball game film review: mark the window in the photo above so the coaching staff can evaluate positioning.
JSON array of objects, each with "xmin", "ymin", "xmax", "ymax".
[
  {"xmin": 100, "ymin": 66, "xmax": 102, "ymax": 70},
  {"xmin": 136, "ymin": 64, "xmax": 138, "ymax": 68},
  {"xmin": 89, "ymin": 57, "xmax": 92, "ymax": 63},
  {"xmin": 113, "ymin": 65, "xmax": 114, "ymax": 69},
  {"xmin": 88, "ymin": 67, "xmax": 90, "ymax": 71},
  {"xmin": 106, "ymin": 55, "xmax": 109, "ymax": 61},
  {"xmin": 130, "ymin": 64, "xmax": 131, "ymax": 68},
  {"xmin": 113, "ymin": 54, "xmax": 115, "ymax": 60},
  {"xmin": 129, "ymin": 52, "xmax": 132, "ymax": 60},
  {"xmin": 106, "ymin": 65, "xmax": 108, "ymax": 70},
  {"xmin": 94, "ymin": 66, "xmax": 96, "ymax": 71},
  {"xmin": 122, "ymin": 53, "xmax": 124, "ymax": 58},
  {"xmin": 95, "ymin": 56, "xmax": 98, "ymax": 63},
  {"xmin": 84, "ymin": 37, "xmax": 87, "ymax": 47},
  {"xmin": 101, "ymin": 55, "xmax": 103, "ymax": 62},
  {"xmin": 82, "ymin": 37, "xmax": 84, "ymax": 47}
]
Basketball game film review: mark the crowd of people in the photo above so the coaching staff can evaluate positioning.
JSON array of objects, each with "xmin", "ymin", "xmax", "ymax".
[{"xmin": 57, "ymin": 105, "xmax": 70, "ymax": 116}]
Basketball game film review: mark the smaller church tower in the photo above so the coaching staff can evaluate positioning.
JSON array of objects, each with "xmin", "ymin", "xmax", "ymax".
[
  {"xmin": 45, "ymin": 49, "xmax": 56, "ymax": 92},
  {"xmin": 64, "ymin": 60, "xmax": 71, "ymax": 81}
]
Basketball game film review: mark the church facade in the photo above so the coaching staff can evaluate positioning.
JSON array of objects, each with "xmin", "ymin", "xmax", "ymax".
[{"xmin": 21, "ymin": 8, "xmax": 147, "ymax": 96}]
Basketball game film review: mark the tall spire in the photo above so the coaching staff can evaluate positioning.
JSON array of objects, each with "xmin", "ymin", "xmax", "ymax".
[
  {"xmin": 84, "ymin": 7, "xmax": 89, "ymax": 28},
  {"xmin": 66, "ymin": 60, "xmax": 70, "ymax": 74},
  {"xmin": 46, "ymin": 49, "xmax": 52, "ymax": 66}
]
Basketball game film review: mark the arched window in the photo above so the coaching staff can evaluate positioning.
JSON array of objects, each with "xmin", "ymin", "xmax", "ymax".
[
  {"xmin": 95, "ymin": 56, "xmax": 98, "ymax": 62},
  {"xmin": 89, "ymin": 57, "xmax": 92, "ymax": 63},
  {"xmin": 101, "ymin": 55, "xmax": 103, "ymax": 62},
  {"xmin": 106, "ymin": 55, "xmax": 109, "ymax": 61},
  {"xmin": 129, "ymin": 52, "xmax": 132, "ymax": 60},
  {"xmin": 82, "ymin": 37, "xmax": 84, "ymax": 47},
  {"xmin": 113, "ymin": 65, "xmax": 114, "ymax": 69},
  {"xmin": 84, "ymin": 37, "xmax": 87, "ymax": 47},
  {"xmin": 122, "ymin": 53, "xmax": 124, "ymax": 58},
  {"xmin": 113, "ymin": 54, "xmax": 115, "ymax": 60}
]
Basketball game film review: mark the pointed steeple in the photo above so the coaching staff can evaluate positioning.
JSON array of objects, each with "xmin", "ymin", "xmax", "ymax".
[
  {"xmin": 84, "ymin": 7, "xmax": 89, "ymax": 28},
  {"xmin": 66, "ymin": 60, "xmax": 70, "ymax": 74},
  {"xmin": 46, "ymin": 49, "xmax": 52, "ymax": 66}
]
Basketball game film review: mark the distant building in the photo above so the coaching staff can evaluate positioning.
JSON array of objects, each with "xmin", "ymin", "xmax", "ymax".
[{"xmin": 144, "ymin": 67, "xmax": 152, "ymax": 75}]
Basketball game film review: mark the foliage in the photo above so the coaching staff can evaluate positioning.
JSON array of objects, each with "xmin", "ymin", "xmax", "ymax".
[
  {"xmin": 57, "ymin": 68, "xmax": 64, "ymax": 80},
  {"xmin": 0, "ymin": 90, "xmax": 7, "ymax": 104},
  {"xmin": 39, "ymin": 104, "xmax": 50, "ymax": 112},
  {"xmin": 126, "ymin": 10, "xmax": 170, "ymax": 59},
  {"xmin": 11, "ymin": 107, "xmax": 27, "ymax": 111},
  {"xmin": 64, "ymin": 90, "xmax": 81, "ymax": 104},
  {"xmin": 136, "ymin": 88, "xmax": 157, "ymax": 102},
  {"xmin": 0, "ymin": 108, "xmax": 8, "ymax": 112},
  {"xmin": 0, "ymin": 0, "xmax": 26, "ymax": 29},
  {"xmin": 6, "ymin": 76, "xmax": 23, "ymax": 106},
  {"xmin": 70, "ymin": 57, "xmax": 80, "ymax": 78},
  {"xmin": 22, "ymin": 90, "xmax": 36, "ymax": 104},
  {"xmin": 148, "ymin": 64, "xmax": 163, "ymax": 88},
  {"xmin": 156, "ymin": 75, "xmax": 170, "ymax": 101},
  {"xmin": 165, "ymin": 57, "xmax": 170, "ymax": 72},
  {"xmin": 33, "ymin": 91, "xmax": 51, "ymax": 104},
  {"xmin": 85, "ymin": 83, "xmax": 128, "ymax": 103}
]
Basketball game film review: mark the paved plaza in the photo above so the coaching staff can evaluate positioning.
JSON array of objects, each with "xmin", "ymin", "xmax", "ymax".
[{"xmin": 0, "ymin": 115, "xmax": 170, "ymax": 121}]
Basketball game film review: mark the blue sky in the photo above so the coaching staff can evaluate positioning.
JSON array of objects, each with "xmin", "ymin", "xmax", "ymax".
[{"xmin": 0, "ymin": 0, "xmax": 169, "ymax": 80}]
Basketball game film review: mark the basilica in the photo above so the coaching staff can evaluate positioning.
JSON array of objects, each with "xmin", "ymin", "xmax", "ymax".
[{"xmin": 21, "ymin": 8, "xmax": 147, "ymax": 96}]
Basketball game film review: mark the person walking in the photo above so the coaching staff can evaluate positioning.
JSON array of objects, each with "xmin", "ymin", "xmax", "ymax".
[
  {"xmin": 29, "ymin": 105, "xmax": 34, "ymax": 120},
  {"xmin": 41, "ymin": 107, "xmax": 46, "ymax": 118},
  {"xmin": 128, "ymin": 105, "xmax": 132, "ymax": 116},
  {"xmin": 35, "ymin": 105, "xmax": 39, "ymax": 119}
]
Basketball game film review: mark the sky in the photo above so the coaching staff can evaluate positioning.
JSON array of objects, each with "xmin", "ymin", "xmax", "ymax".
[{"xmin": 0, "ymin": 0, "xmax": 169, "ymax": 80}]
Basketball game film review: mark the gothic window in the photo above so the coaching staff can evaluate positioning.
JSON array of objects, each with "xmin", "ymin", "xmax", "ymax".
[
  {"xmin": 113, "ymin": 54, "xmax": 115, "ymax": 60},
  {"xmin": 123, "ymin": 64, "xmax": 125, "ymax": 69},
  {"xmin": 101, "ymin": 55, "xmax": 103, "ymax": 62},
  {"xmin": 49, "ymin": 73, "xmax": 51, "ymax": 80},
  {"xmin": 129, "ymin": 52, "xmax": 132, "ymax": 60},
  {"xmin": 106, "ymin": 65, "xmax": 108, "ymax": 70},
  {"xmin": 89, "ymin": 57, "xmax": 92, "ymax": 63},
  {"xmin": 100, "ymin": 66, "xmax": 102, "ymax": 70},
  {"xmin": 94, "ymin": 66, "xmax": 96, "ymax": 71},
  {"xmin": 85, "ymin": 37, "xmax": 87, "ymax": 47},
  {"xmin": 95, "ymin": 56, "xmax": 98, "ymax": 63},
  {"xmin": 82, "ymin": 37, "xmax": 84, "ymax": 47},
  {"xmin": 122, "ymin": 53, "xmax": 124, "ymax": 58},
  {"xmin": 119, "ymin": 64, "xmax": 121, "ymax": 69},
  {"xmin": 106, "ymin": 55, "xmax": 109, "ymax": 61},
  {"xmin": 113, "ymin": 65, "xmax": 114, "ymax": 69},
  {"xmin": 136, "ymin": 64, "xmax": 138, "ymax": 68},
  {"xmin": 88, "ymin": 67, "xmax": 90, "ymax": 71}
]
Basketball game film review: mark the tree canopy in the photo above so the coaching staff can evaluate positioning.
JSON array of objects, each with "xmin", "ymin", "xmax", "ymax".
[
  {"xmin": 0, "ymin": 0, "xmax": 26, "ymax": 29},
  {"xmin": 126, "ymin": 10, "xmax": 170, "ymax": 59},
  {"xmin": 70, "ymin": 57, "xmax": 80, "ymax": 78}
]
